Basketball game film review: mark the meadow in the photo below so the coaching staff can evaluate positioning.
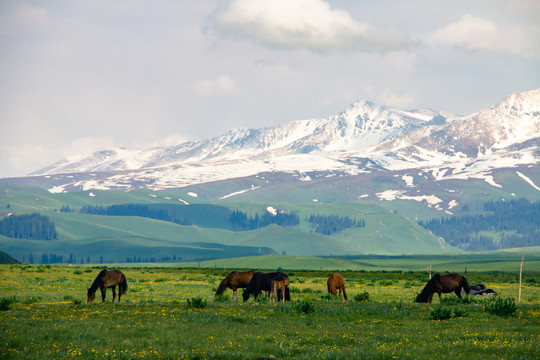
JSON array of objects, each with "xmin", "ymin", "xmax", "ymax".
[{"xmin": 0, "ymin": 265, "xmax": 539, "ymax": 360}]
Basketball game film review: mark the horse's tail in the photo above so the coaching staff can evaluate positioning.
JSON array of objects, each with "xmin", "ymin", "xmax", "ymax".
[
  {"xmin": 120, "ymin": 274, "xmax": 128, "ymax": 296},
  {"xmin": 461, "ymin": 275, "xmax": 471, "ymax": 295},
  {"xmin": 342, "ymin": 285, "xmax": 348, "ymax": 301}
]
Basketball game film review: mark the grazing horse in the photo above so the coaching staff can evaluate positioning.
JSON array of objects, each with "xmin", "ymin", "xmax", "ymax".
[
  {"xmin": 243, "ymin": 272, "xmax": 290, "ymax": 302},
  {"xmin": 416, "ymin": 273, "xmax": 470, "ymax": 303},
  {"xmin": 269, "ymin": 278, "xmax": 290, "ymax": 302},
  {"xmin": 327, "ymin": 273, "xmax": 348, "ymax": 300},
  {"xmin": 87, "ymin": 269, "xmax": 128, "ymax": 303},
  {"xmin": 215, "ymin": 270, "xmax": 262, "ymax": 301}
]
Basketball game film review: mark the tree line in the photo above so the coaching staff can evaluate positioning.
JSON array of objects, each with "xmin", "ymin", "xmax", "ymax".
[
  {"xmin": 79, "ymin": 204, "xmax": 192, "ymax": 225},
  {"xmin": 229, "ymin": 210, "xmax": 300, "ymax": 231},
  {"xmin": 307, "ymin": 214, "xmax": 365, "ymax": 235},
  {"xmin": 229, "ymin": 209, "xmax": 365, "ymax": 235},
  {"xmin": 0, "ymin": 213, "xmax": 57, "ymax": 240},
  {"xmin": 419, "ymin": 198, "xmax": 540, "ymax": 251}
]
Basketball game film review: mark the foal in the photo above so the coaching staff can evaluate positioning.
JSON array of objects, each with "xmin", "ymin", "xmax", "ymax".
[{"xmin": 269, "ymin": 278, "xmax": 290, "ymax": 302}]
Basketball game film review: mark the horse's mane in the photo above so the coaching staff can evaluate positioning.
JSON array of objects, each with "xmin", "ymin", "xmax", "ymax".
[
  {"xmin": 419, "ymin": 273, "xmax": 440, "ymax": 296},
  {"xmin": 215, "ymin": 272, "xmax": 234, "ymax": 296},
  {"xmin": 89, "ymin": 269, "xmax": 107, "ymax": 293}
]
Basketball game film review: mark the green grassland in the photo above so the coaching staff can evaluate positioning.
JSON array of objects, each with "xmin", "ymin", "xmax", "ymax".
[
  {"xmin": 111, "ymin": 251, "xmax": 540, "ymax": 274},
  {"xmin": 0, "ymin": 183, "xmax": 458, "ymax": 263},
  {"xmin": 1, "ymin": 265, "xmax": 539, "ymax": 359}
]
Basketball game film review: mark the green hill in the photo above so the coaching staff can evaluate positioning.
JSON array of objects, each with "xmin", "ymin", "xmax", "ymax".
[
  {"xmin": 0, "ymin": 250, "xmax": 20, "ymax": 264},
  {"xmin": 0, "ymin": 183, "xmax": 459, "ymax": 263}
]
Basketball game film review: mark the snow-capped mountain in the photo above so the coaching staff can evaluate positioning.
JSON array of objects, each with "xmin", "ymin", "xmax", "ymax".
[{"xmin": 29, "ymin": 88, "xmax": 540, "ymax": 193}]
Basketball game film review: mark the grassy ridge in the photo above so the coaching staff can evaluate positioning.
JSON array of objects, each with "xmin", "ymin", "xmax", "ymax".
[
  {"xmin": 0, "ymin": 183, "xmax": 457, "ymax": 262},
  {"xmin": 119, "ymin": 252, "xmax": 540, "ymax": 274},
  {"xmin": 0, "ymin": 265, "xmax": 538, "ymax": 359}
]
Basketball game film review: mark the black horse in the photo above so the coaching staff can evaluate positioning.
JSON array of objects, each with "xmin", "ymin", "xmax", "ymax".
[
  {"xmin": 416, "ymin": 273, "xmax": 470, "ymax": 303},
  {"xmin": 242, "ymin": 272, "xmax": 290, "ymax": 302}
]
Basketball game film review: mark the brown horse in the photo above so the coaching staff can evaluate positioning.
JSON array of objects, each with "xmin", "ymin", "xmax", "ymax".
[
  {"xmin": 416, "ymin": 273, "xmax": 470, "ymax": 303},
  {"xmin": 269, "ymin": 278, "xmax": 290, "ymax": 302},
  {"xmin": 327, "ymin": 273, "xmax": 348, "ymax": 300},
  {"xmin": 215, "ymin": 270, "xmax": 262, "ymax": 301},
  {"xmin": 87, "ymin": 269, "xmax": 128, "ymax": 303}
]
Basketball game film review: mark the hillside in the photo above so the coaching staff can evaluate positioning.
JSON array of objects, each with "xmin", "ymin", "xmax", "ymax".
[
  {"xmin": 0, "ymin": 250, "xmax": 20, "ymax": 264},
  {"xmin": 0, "ymin": 182, "xmax": 459, "ymax": 263}
]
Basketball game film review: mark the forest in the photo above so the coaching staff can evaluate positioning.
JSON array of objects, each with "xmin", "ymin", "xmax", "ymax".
[
  {"xmin": 78, "ymin": 204, "xmax": 192, "ymax": 225},
  {"xmin": 419, "ymin": 198, "xmax": 540, "ymax": 251},
  {"xmin": 229, "ymin": 209, "xmax": 300, "ymax": 231},
  {"xmin": 307, "ymin": 214, "xmax": 365, "ymax": 235},
  {"xmin": 0, "ymin": 213, "xmax": 57, "ymax": 240}
]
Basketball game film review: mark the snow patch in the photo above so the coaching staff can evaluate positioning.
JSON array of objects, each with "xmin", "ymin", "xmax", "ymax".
[
  {"xmin": 402, "ymin": 175, "xmax": 414, "ymax": 187},
  {"xmin": 178, "ymin": 198, "xmax": 189, "ymax": 205},
  {"xmin": 376, "ymin": 190, "xmax": 442, "ymax": 205},
  {"xmin": 483, "ymin": 175, "xmax": 502, "ymax": 188},
  {"xmin": 219, "ymin": 186, "xmax": 261, "ymax": 199},
  {"xmin": 516, "ymin": 171, "xmax": 540, "ymax": 191},
  {"xmin": 266, "ymin": 206, "xmax": 277, "ymax": 216},
  {"xmin": 148, "ymin": 194, "xmax": 157, "ymax": 198},
  {"xmin": 48, "ymin": 185, "xmax": 66, "ymax": 193},
  {"xmin": 89, "ymin": 192, "xmax": 96, "ymax": 197},
  {"xmin": 448, "ymin": 200, "xmax": 458, "ymax": 209}
]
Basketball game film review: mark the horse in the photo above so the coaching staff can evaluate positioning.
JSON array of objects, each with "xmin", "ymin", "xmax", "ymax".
[
  {"xmin": 416, "ymin": 273, "xmax": 470, "ymax": 303},
  {"xmin": 243, "ymin": 272, "xmax": 290, "ymax": 302},
  {"xmin": 215, "ymin": 270, "xmax": 262, "ymax": 301},
  {"xmin": 327, "ymin": 273, "xmax": 348, "ymax": 300},
  {"xmin": 269, "ymin": 278, "xmax": 290, "ymax": 302},
  {"xmin": 87, "ymin": 269, "xmax": 128, "ymax": 303}
]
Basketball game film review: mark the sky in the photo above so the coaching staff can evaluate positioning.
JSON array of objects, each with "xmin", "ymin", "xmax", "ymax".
[{"xmin": 1, "ymin": 0, "xmax": 539, "ymax": 178}]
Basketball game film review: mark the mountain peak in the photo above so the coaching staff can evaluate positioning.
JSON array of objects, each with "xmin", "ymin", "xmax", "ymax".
[{"xmin": 27, "ymin": 89, "xmax": 540, "ymax": 193}]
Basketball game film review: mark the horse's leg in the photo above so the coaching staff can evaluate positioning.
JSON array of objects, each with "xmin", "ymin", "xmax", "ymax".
[
  {"xmin": 455, "ymin": 287, "xmax": 462, "ymax": 299},
  {"xmin": 112, "ymin": 286, "xmax": 117, "ymax": 303},
  {"xmin": 232, "ymin": 289, "xmax": 237, "ymax": 301},
  {"xmin": 100, "ymin": 287, "xmax": 106, "ymax": 302},
  {"xmin": 342, "ymin": 286, "xmax": 348, "ymax": 301}
]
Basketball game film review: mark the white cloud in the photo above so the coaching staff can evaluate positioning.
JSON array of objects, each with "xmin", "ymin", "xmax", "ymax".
[
  {"xmin": 208, "ymin": 0, "xmax": 412, "ymax": 52},
  {"xmin": 196, "ymin": 75, "xmax": 237, "ymax": 94},
  {"xmin": 3, "ymin": 136, "xmax": 117, "ymax": 176},
  {"xmin": 428, "ymin": 14, "xmax": 540, "ymax": 58}
]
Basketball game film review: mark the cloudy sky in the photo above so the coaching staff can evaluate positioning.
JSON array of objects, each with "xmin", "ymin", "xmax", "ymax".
[{"xmin": 1, "ymin": 0, "xmax": 539, "ymax": 177}]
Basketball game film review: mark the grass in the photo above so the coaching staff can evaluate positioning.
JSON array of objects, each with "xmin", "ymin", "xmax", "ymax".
[{"xmin": 0, "ymin": 265, "xmax": 539, "ymax": 359}]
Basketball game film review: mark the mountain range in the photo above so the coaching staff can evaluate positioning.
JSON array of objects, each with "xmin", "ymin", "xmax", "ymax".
[
  {"xmin": 25, "ymin": 88, "xmax": 539, "ymax": 198},
  {"xmin": 1, "ymin": 88, "xmax": 540, "ymax": 262}
]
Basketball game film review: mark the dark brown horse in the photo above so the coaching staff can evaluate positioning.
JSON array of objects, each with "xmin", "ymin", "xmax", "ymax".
[
  {"xmin": 87, "ymin": 269, "xmax": 128, "ymax": 303},
  {"xmin": 327, "ymin": 273, "xmax": 348, "ymax": 300},
  {"xmin": 215, "ymin": 270, "xmax": 262, "ymax": 301},
  {"xmin": 416, "ymin": 273, "xmax": 470, "ymax": 303},
  {"xmin": 243, "ymin": 272, "xmax": 290, "ymax": 302}
]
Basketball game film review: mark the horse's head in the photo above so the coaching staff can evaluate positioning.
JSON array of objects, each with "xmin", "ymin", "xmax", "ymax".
[
  {"xmin": 242, "ymin": 288, "xmax": 251, "ymax": 302},
  {"xmin": 416, "ymin": 293, "xmax": 428, "ymax": 303},
  {"xmin": 87, "ymin": 288, "xmax": 95, "ymax": 303}
]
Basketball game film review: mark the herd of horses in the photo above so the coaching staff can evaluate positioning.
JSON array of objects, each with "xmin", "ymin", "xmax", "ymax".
[{"xmin": 87, "ymin": 268, "xmax": 485, "ymax": 304}]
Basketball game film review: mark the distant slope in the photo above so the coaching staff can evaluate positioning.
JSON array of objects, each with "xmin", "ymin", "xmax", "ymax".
[
  {"xmin": 0, "ymin": 250, "xmax": 20, "ymax": 264},
  {"xmin": 0, "ymin": 183, "xmax": 458, "ymax": 263},
  {"xmin": 173, "ymin": 251, "xmax": 540, "ymax": 273}
]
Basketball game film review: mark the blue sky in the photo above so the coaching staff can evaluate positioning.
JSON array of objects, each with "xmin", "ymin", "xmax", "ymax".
[{"xmin": 1, "ymin": 0, "xmax": 539, "ymax": 177}]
